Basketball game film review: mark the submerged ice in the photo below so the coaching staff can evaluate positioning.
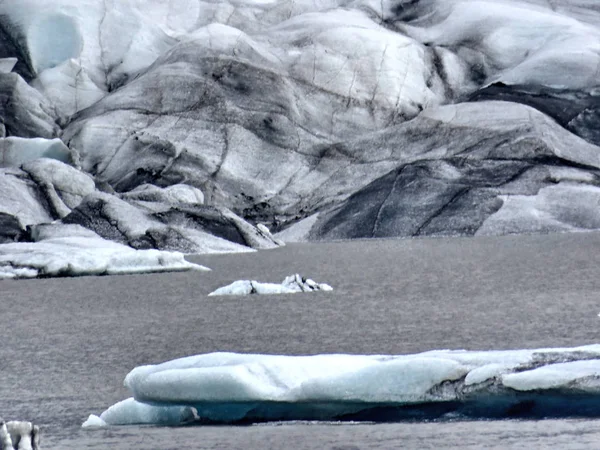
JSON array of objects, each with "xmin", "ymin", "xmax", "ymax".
[{"xmin": 87, "ymin": 345, "xmax": 600, "ymax": 426}]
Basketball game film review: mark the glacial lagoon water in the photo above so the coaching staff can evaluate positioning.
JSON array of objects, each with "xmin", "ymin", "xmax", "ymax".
[{"xmin": 3, "ymin": 232, "xmax": 600, "ymax": 449}]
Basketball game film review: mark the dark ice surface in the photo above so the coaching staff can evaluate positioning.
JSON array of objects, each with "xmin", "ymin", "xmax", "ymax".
[{"xmin": 2, "ymin": 232, "xmax": 600, "ymax": 449}]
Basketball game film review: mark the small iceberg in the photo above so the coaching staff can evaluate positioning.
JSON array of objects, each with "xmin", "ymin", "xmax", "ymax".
[
  {"xmin": 81, "ymin": 415, "xmax": 107, "ymax": 428},
  {"xmin": 208, "ymin": 274, "xmax": 333, "ymax": 296},
  {"xmin": 86, "ymin": 345, "xmax": 600, "ymax": 426}
]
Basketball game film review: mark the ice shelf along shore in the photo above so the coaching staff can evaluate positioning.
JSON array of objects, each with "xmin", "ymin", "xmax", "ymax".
[
  {"xmin": 208, "ymin": 274, "xmax": 333, "ymax": 296},
  {"xmin": 0, "ymin": 225, "xmax": 209, "ymax": 279},
  {"xmin": 84, "ymin": 345, "xmax": 600, "ymax": 427}
]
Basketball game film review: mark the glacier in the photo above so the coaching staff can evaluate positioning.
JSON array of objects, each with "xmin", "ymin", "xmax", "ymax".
[
  {"xmin": 3, "ymin": 0, "xmax": 600, "ymax": 276},
  {"xmin": 86, "ymin": 345, "xmax": 600, "ymax": 426}
]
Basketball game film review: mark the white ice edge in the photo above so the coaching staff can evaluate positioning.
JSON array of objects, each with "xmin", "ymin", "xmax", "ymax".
[
  {"xmin": 87, "ymin": 344, "xmax": 600, "ymax": 426},
  {"xmin": 0, "ymin": 237, "xmax": 209, "ymax": 279}
]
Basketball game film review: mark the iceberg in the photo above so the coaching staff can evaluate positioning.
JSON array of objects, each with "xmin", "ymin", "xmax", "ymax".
[
  {"xmin": 208, "ymin": 274, "xmax": 333, "ymax": 296},
  {"xmin": 88, "ymin": 345, "xmax": 600, "ymax": 426}
]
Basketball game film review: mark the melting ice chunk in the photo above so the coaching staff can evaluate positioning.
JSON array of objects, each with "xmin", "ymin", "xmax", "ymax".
[
  {"xmin": 208, "ymin": 274, "xmax": 333, "ymax": 296},
  {"xmin": 82, "ymin": 415, "xmax": 107, "ymax": 428}
]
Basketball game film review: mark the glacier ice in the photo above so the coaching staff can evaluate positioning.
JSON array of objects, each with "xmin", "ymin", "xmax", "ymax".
[
  {"xmin": 84, "ymin": 398, "xmax": 199, "ymax": 428},
  {"xmin": 62, "ymin": 192, "xmax": 279, "ymax": 253},
  {"xmin": 81, "ymin": 415, "xmax": 107, "ymax": 429},
  {"xmin": 0, "ymin": 167, "xmax": 55, "ymax": 226},
  {"xmin": 208, "ymin": 274, "xmax": 333, "ymax": 296},
  {"xmin": 87, "ymin": 345, "xmax": 600, "ymax": 426},
  {"xmin": 0, "ymin": 137, "xmax": 72, "ymax": 168},
  {"xmin": 397, "ymin": 0, "xmax": 600, "ymax": 90},
  {"xmin": 0, "ymin": 73, "xmax": 58, "ymax": 139},
  {"xmin": 0, "ymin": 157, "xmax": 278, "ymax": 278},
  {"xmin": 31, "ymin": 59, "xmax": 105, "ymax": 117},
  {"xmin": 0, "ymin": 421, "xmax": 12, "ymax": 450},
  {"xmin": 28, "ymin": 13, "xmax": 83, "ymax": 73},
  {"xmin": 0, "ymin": 159, "xmax": 94, "ymax": 229},
  {"xmin": 2, "ymin": 0, "xmax": 175, "ymax": 94},
  {"xmin": 0, "ymin": 58, "xmax": 17, "ymax": 73},
  {"xmin": 477, "ymin": 183, "xmax": 600, "ymax": 235},
  {"xmin": 121, "ymin": 184, "xmax": 204, "ymax": 205},
  {"xmin": 0, "ymin": 224, "xmax": 209, "ymax": 279},
  {"xmin": 4, "ymin": 0, "xmax": 600, "ymax": 255},
  {"xmin": 21, "ymin": 158, "xmax": 95, "ymax": 213}
]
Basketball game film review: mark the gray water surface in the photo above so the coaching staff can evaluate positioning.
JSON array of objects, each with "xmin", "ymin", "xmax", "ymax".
[{"xmin": 2, "ymin": 232, "xmax": 600, "ymax": 448}]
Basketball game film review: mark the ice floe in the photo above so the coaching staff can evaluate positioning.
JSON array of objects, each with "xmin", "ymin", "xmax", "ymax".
[
  {"xmin": 86, "ymin": 344, "xmax": 600, "ymax": 426},
  {"xmin": 208, "ymin": 274, "xmax": 333, "ymax": 296},
  {"xmin": 0, "ymin": 224, "xmax": 208, "ymax": 279}
]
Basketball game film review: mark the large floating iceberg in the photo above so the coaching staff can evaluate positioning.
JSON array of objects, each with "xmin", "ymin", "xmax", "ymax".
[{"xmin": 86, "ymin": 345, "xmax": 600, "ymax": 426}]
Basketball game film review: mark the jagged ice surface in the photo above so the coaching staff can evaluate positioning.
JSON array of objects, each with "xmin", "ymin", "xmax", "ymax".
[{"xmin": 3, "ymin": 0, "xmax": 600, "ymax": 276}]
